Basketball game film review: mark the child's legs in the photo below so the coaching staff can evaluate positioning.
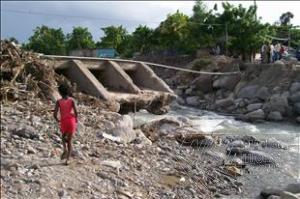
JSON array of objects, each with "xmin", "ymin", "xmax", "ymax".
[{"xmin": 66, "ymin": 133, "xmax": 73, "ymax": 160}]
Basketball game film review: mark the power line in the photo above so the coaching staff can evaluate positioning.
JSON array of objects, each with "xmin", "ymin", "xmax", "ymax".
[{"xmin": 2, "ymin": 8, "xmax": 225, "ymax": 27}]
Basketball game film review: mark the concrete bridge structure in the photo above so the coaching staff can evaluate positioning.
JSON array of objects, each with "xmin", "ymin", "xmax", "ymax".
[{"xmin": 41, "ymin": 55, "xmax": 176, "ymax": 114}]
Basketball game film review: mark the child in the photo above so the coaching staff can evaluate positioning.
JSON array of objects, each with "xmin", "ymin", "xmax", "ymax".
[{"xmin": 53, "ymin": 84, "xmax": 78, "ymax": 165}]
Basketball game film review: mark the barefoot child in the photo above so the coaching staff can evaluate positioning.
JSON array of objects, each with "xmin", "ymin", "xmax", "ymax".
[{"xmin": 53, "ymin": 84, "xmax": 78, "ymax": 165}]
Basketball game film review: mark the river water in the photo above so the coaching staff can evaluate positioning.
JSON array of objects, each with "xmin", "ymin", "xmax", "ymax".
[{"xmin": 130, "ymin": 104, "xmax": 300, "ymax": 198}]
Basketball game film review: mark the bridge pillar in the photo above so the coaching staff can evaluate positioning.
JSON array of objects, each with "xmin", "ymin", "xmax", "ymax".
[{"xmin": 66, "ymin": 60, "xmax": 111, "ymax": 100}]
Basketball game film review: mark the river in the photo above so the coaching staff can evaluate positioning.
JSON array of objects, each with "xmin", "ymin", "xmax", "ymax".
[{"xmin": 130, "ymin": 104, "xmax": 300, "ymax": 198}]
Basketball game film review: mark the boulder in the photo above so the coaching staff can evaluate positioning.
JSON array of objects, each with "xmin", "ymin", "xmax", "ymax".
[
  {"xmin": 186, "ymin": 96, "xmax": 200, "ymax": 106},
  {"xmin": 266, "ymin": 94, "xmax": 289, "ymax": 114},
  {"xmin": 12, "ymin": 125, "xmax": 40, "ymax": 140},
  {"xmin": 290, "ymin": 92, "xmax": 300, "ymax": 103},
  {"xmin": 105, "ymin": 115, "xmax": 137, "ymax": 144},
  {"xmin": 176, "ymin": 97, "xmax": 185, "ymax": 105},
  {"xmin": 237, "ymin": 85, "xmax": 260, "ymax": 99},
  {"xmin": 296, "ymin": 117, "xmax": 300, "ymax": 123},
  {"xmin": 185, "ymin": 87, "xmax": 194, "ymax": 96},
  {"xmin": 245, "ymin": 109, "xmax": 265, "ymax": 120},
  {"xmin": 175, "ymin": 133, "xmax": 214, "ymax": 147},
  {"xmin": 290, "ymin": 82, "xmax": 300, "ymax": 93},
  {"xmin": 191, "ymin": 75, "xmax": 213, "ymax": 93},
  {"xmin": 215, "ymin": 97, "xmax": 234, "ymax": 108},
  {"xmin": 228, "ymin": 140, "xmax": 245, "ymax": 148},
  {"xmin": 261, "ymin": 138, "xmax": 287, "ymax": 149},
  {"xmin": 256, "ymin": 87, "xmax": 271, "ymax": 101},
  {"xmin": 260, "ymin": 188, "xmax": 282, "ymax": 198},
  {"xmin": 280, "ymin": 191, "xmax": 300, "ymax": 199},
  {"xmin": 247, "ymin": 103, "xmax": 263, "ymax": 112},
  {"xmin": 285, "ymin": 183, "xmax": 300, "ymax": 194},
  {"xmin": 241, "ymin": 150, "xmax": 276, "ymax": 165},
  {"xmin": 175, "ymin": 88, "xmax": 184, "ymax": 96},
  {"xmin": 212, "ymin": 74, "xmax": 241, "ymax": 90},
  {"xmin": 131, "ymin": 129, "xmax": 152, "ymax": 146},
  {"xmin": 294, "ymin": 103, "xmax": 300, "ymax": 115},
  {"xmin": 267, "ymin": 111, "xmax": 283, "ymax": 121}
]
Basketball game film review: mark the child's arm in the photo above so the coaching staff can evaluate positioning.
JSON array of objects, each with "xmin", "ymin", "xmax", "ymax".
[
  {"xmin": 53, "ymin": 101, "xmax": 59, "ymax": 122},
  {"xmin": 72, "ymin": 99, "xmax": 78, "ymax": 121}
]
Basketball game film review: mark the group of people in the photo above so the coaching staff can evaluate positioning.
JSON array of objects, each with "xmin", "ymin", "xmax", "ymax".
[{"xmin": 261, "ymin": 42, "xmax": 286, "ymax": 63}]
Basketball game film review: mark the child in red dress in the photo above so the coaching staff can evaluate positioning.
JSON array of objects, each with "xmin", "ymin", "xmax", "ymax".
[{"xmin": 53, "ymin": 84, "xmax": 78, "ymax": 165}]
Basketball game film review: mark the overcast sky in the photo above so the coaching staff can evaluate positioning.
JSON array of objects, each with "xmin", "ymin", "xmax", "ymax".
[{"xmin": 1, "ymin": 1, "xmax": 300, "ymax": 44}]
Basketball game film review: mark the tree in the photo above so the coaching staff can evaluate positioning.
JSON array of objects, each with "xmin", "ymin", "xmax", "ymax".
[
  {"xmin": 156, "ymin": 10, "xmax": 190, "ymax": 52},
  {"xmin": 24, "ymin": 25, "xmax": 66, "ymax": 55},
  {"xmin": 97, "ymin": 25, "xmax": 128, "ymax": 54},
  {"xmin": 66, "ymin": 27, "xmax": 95, "ymax": 52},
  {"xmin": 216, "ymin": 3, "xmax": 269, "ymax": 60},
  {"xmin": 280, "ymin": 12, "xmax": 294, "ymax": 26},
  {"xmin": 131, "ymin": 25, "xmax": 154, "ymax": 54}
]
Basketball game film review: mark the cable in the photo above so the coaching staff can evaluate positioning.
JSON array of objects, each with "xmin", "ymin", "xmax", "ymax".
[{"xmin": 1, "ymin": 8, "xmax": 225, "ymax": 27}]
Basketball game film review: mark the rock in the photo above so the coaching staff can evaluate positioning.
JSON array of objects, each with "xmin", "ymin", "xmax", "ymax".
[
  {"xmin": 191, "ymin": 75, "xmax": 213, "ymax": 93},
  {"xmin": 175, "ymin": 88, "xmax": 184, "ymax": 96},
  {"xmin": 261, "ymin": 138, "xmax": 288, "ymax": 149},
  {"xmin": 131, "ymin": 129, "xmax": 152, "ymax": 146},
  {"xmin": 241, "ymin": 150, "xmax": 276, "ymax": 165},
  {"xmin": 266, "ymin": 94, "xmax": 289, "ymax": 114},
  {"xmin": 212, "ymin": 74, "xmax": 241, "ymax": 90},
  {"xmin": 141, "ymin": 117, "xmax": 182, "ymax": 141},
  {"xmin": 204, "ymin": 151, "xmax": 226, "ymax": 161},
  {"xmin": 105, "ymin": 115, "xmax": 137, "ymax": 144},
  {"xmin": 27, "ymin": 145, "xmax": 36, "ymax": 154},
  {"xmin": 225, "ymin": 166, "xmax": 242, "ymax": 176},
  {"xmin": 267, "ymin": 111, "xmax": 283, "ymax": 121},
  {"xmin": 256, "ymin": 87, "xmax": 271, "ymax": 101},
  {"xmin": 186, "ymin": 96, "xmax": 200, "ymax": 106},
  {"xmin": 247, "ymin": 103, "xmax": 263, "ymax": 112},
  {"xmin": 241, "ymin": 135, "xmax": 260, "ymax": 143},
  {"xmin": 237, "ymin": 85, "xmax": 259, "ymax": 99},
  {"xmin": 290, "ymin": 82, "xmax": 300, "ymax": 93},
  {"xmin": 215, "ymin": 98, "xmax": 234, "ymax": 108},
  {"xmin": 267, "ymin": 195, "xmax": 281, "ymax": 199},
  {"xmin": 245, "ymin": 109, "xmax": 265, "ymax": 120},
  {"xmin": 185, "ymin": 87, "xmax": 194, "ymax": 96},
  {"xmin": 280, "ymin": 191, "xmax": 300, "ymax": 199},
  {"xmin": 101, "ymin": 160, "xmax": 122, "ymax": 170},
  {"xmin": 294, "ymin": 103, "xmax": 300, "ymax": 115},
  {"xmin": 226, "ymin": 147, "xmax": 246, "ymax": 155},
  {"xmin": 297, "ymin": 117, "xmax": 300, "ymax": 123},
  {"xmin": 12, "ymin": 125, "xmax": 40, "ymax": 140},
  {"xmin": 175, "ymin": 133, "xmax": 214, "ymax": 147},
  {"xmin": 285, "ymin": 183, "xmax": 300, "ymax": 194},
  {"xmin": 290, "ymin": 92, "xmax": 300, "ymax": 103},
  {"xmin": 228, "ymin": 140, "xmax": 245, "ymax": 148},
  {"xmin": 260, "ymin": 187, "xmax": 282, "ymax": 198},
  {"xmin": 176, "ymin": 96, "xmax": 185, "ymax": 105}
]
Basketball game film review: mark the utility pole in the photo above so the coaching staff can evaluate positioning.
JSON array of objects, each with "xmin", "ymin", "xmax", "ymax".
[
  {"xmin": 254, "ymin": 0, "xmax": 257, "ymax": 21},
  {"xmin": 225, "ymin": 23, "xmax": 228, "ymax": 56}
]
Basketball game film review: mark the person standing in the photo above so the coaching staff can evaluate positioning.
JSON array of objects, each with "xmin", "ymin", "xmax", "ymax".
[
  {"xmin": 270, "ymin": 43, "xmax": 275, "ymax": 63},
  {"xmin": 274, "ymin": 42, "xmax": 281, "ymax": 61}
]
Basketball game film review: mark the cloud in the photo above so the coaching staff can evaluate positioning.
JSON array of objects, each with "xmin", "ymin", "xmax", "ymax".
[{"xmin": 1, "ymin": 1, "xmax": 299, "ymax": 44}]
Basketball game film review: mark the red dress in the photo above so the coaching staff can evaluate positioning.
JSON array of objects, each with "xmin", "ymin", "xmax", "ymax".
[{"xmin": 58, "ymin": 97, "xmax": 77, "ymax": 134}]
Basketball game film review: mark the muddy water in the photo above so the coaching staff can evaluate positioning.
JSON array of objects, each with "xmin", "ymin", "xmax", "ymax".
[{"xmin": 130, "ymin": 104, "xmax": 300, "ymax": 198}]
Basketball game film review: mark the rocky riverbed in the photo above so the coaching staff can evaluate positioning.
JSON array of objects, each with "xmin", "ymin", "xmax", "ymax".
[
  {"xmin": 1, "ymin": 96, "xmax": 299, "ymax": 198},
  {"xmin": 149, "ymin": 56, "xmax": 300, "ymax": 123}
]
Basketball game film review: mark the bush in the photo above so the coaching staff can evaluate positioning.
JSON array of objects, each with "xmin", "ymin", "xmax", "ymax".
[{"xmin": 191, "ymin": 58, "xmax": 212, "ymax": 71}]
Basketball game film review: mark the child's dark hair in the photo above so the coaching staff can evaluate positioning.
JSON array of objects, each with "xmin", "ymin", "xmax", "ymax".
[{"xmin": 58, "ymin": 83, "xmax": 71, "ymax": 98}]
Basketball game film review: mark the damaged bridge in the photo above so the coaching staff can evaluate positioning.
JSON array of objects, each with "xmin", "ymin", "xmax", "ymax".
[{"xmin": 41, "ymin": 55, "xmax": 176, "ymax": 114}]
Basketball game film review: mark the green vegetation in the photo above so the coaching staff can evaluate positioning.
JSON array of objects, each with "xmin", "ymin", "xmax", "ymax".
[
  {"xmin": 21, "ymin": 1, "xmax": 300, "ymax": 60},
  {"xmin": 192, "ymin": 58, "xmax": 212, "ymax": 71}
]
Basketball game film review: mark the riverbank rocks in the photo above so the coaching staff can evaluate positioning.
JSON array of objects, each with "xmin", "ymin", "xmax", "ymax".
[
  {"xmin": 261, "ymin": 138, "xmax": 287, "ymax": 150},
  {"xmin": 215, "ymin": 98, "xmax": 234, "ymax": 108},
  {"xmin": 12, "ymin": 125, "xmax": 40, "ymax": 140},
  {"xmin": 266, "ymin": 94, "xmax": 289, "ymax": 114},
  {"xmin": 237, "ymin": 85, "xmax": 259, "ymax": 99},
  {"xmin": 186, "ymin": 96, "xmax": 200, "ymax": 106},
  {"xmin": 256, "ymin": 87, "xmax": 271, "ymax": 101},
  {"xmin": 294, "ymin": 103, "xmax": 300, "ymax": 115},
  {"xmin": 290, "ymin": 82, "xmax": 300, "ymax": 93},
  {"xmin": 191, "ymin": 75, "xmax": 213, "ymax": 93},
  {"xmin": 290, "ymin": 92, "xmax": 300, "ymax": 103},
  {"xmin": 247, "ymin": 103, "xmax": 263, "ymax": 112},
  {"xmin": 175, "ymin": 133, "xmax": 214, "ymax": 147},
  {"xmin": 245, "ymin": 109, "xmax": 265, "ymax": 120},
  {"xmin": 241, "ymin": 150, "xmax": 276, "ymax": 165},
  {"xmin": 267, "ymin": 111, "xmax": 283, "ymax": 121},
  {"xmin": 213, "ymin": 74, "xmax": 241, "ymax": 90}
]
